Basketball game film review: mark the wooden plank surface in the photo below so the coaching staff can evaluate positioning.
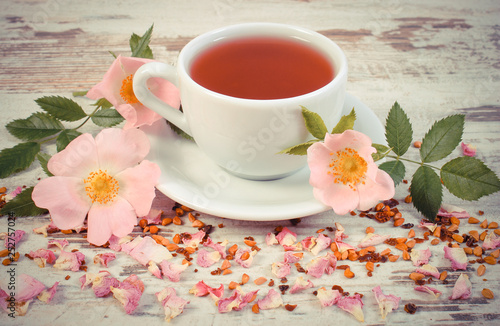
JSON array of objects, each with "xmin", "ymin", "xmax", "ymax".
[{"xmin": 1, "ymin": 1, "xmax": 499, "ymax": 325}]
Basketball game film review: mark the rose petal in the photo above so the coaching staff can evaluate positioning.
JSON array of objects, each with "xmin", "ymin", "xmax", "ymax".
[
  {"xmin": 234, "ymin": 249, "xmax": 257, "ymax": 268},
  {"xmin": 37, "ymin": 282, "xmax": 59, "ymax": 303},
  {"xmin": 181, "ymin": 230, "xmax": 206, "ymax": 248},
  {"xmin": 415, "ymin": 285, "xmax": 442, "ymax": 299},
  {"xmin": 449, "ymin": 273, "xmax": 472, "ymax": 300},
  {"xmin": 27, "ymin": 248, "xmax": 56, "ymax": 267},
  {"xmin": 53, "ymin": 250, "xmax": 85, "ymax": 272},
  {"xmin": 156, "ymin": 287, "xmax": 189, "ymax": 322},
  {"xmin": 257, "ymin": 289, "xmax": 283, "ymax": 310},
  {"xmin": 316, "ymin": 287, "xmax": 341, "ymax": 307},
  {"xmin": 4, "ymin": 230, "xmax": 25, "ymax": 249},
  {"xmin": 127, "ymin": 236, "xmax": 172, "ymax": 266},
  {"xmin": 265, "ymin": 232, "xmax": 278, "ymax": 246},
  {"xmin": 47, "ymin": 239, "xmax": 69, "ymax": 251},
  {"xmin": 358, "ymin": 233, "xmax": 391, "ymax": 248},
  {"xmin": 202, "ymin": 237, "xmax": 227, "ymax": 259},
  {"xmin": 93, "ymin": 253, "xmax": 116, "ymax": 267},
  {"xmin": 139, "ymin": 207, "xmax": 163, "ymax": 225},
  {"xmin": 410, "ymin": 248, "xmax": 432, "ymax": 266},
  {"xmin": 482, "ymin": 232, "xmax": 500, "ymax": 250},
  {"xmin": 271, "ymin": 262, "xmax": 291, "ymax": 278},
  {"xmin": 159, "ymin": 260, "xmax": 189, "ymax": 282},
  {"xmin": 196, "ymin": 249, "xmax": 222, "ymax": 268},
  {"xmin": 336, "ymin": 293, "xmax": 365, "ymax": 322},
  {"xmin": 217, "ymin": 287, "xmax": 258, "ymax": 313},
  {"xmin": 372, "ymin": 286, "xmax": 400, "ymax": 319},
  {"xmin": 437, "ymin": 203, "xmax": 470, "ymax": 219},
  {"xmin": 276, "ymin": 227, "xmax": 297, "ymax": 246},
  {"xmin": 189, "ymin": 281, "xmax": 224, "ymax": 299},
  {"xmin": 289, "ymin": 276, "xmax": 314, "ymax": 294},
  {"xmin": 443, "ymin": 246, "xmax": 468, "ymax": 270},
  {"xmin": 415, "ymin": 264, "xmax": 441, "ymax": 279},
  {"xmin": 16, "ymin": 274, "xmax": 46, "ymax": 302},
  {"xmin": 461, "ymin": 142, "xmax": 476, "ymax": 157},
  {"xmin": 110, "ymin": 274, "xmax": 144, "ymax": 314}
]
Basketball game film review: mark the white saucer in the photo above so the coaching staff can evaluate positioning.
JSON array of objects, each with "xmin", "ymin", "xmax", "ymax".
[{"xmin": 144, "ymin": 93, "xmax": 385, "ymax": 221}]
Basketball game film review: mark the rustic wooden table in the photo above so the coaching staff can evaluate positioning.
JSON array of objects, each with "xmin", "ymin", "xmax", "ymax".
[{"xmin": 1, "ymin": 1, "xmax": 499, "ymax": 325}]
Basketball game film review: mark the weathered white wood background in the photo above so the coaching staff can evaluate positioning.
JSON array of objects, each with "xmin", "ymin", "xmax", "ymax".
[{"xmin": 1, "ymin": 0, "xmax": 499, "ymax": 325}]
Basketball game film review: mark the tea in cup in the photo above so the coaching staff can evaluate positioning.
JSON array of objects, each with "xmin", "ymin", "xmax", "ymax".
[{"xmin": 133, "ymin": 22, "xmax": 347, "ymax": 180}]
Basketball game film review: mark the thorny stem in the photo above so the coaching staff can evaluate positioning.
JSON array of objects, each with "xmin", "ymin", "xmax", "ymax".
[
  {"xmin": 38, "ymin": 106, "xmax": 102, "ymax": 145},
  {"xmin": 386, "ymin": 155, "xmax": 441, "ymax": 171}
]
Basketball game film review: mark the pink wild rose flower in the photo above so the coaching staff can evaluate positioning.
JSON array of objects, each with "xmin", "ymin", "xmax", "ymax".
[
  {"xmin": 32, "ymin": 128, "xmax": 160, "ymax": 246},
  {"xmin": 87, "ymin": 55, "xmax": 180, "ymax": 129},
  {"xmin": 307, "ymin": 130, "xmax": 395, "ymax": 215}
]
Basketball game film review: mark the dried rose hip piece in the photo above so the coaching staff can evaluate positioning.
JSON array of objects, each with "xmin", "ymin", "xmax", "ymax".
[{"xmin": 404, "ymin": 303, "xmax": 417, "ymax": 314}]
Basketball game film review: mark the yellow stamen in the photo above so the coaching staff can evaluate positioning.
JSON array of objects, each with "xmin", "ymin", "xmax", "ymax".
[
  {"xmin": 327, "ymin": 147, "xmax": 368, "ymax": 190},
  {"xmin": 84, "ymin": 169, "xmax": 119, "ymax": 204},
  {"xmin": 119, "ymin": 74, "xmax": 140, "ymax": 104}
]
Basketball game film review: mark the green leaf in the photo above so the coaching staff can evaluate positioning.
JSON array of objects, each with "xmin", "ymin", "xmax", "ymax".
[
  {"xmin": 35, "ymin": 96, "xmax": 87, "ymax": 122},
  {"xmin": 301, "ymin": 106, "xmax": 328, "ymax": 140},
  {"xmin": 91, "ymin": 108, "xmax": 124, "ymax": 127},
  {"xmin": 420, "ymin": 114, "xmax": 464, "ymax": 163},
  {"xmin": 109, "ymin": 50, "xmax": 118, "ymax": 59},
  {"xmin": 410, "ymin": 165, "xmax": 443, "ymax": 221},
  {"xmin": 278, "ymin": 139, "xmax": 320, "ymax": 156},
  {"xmin": 131, "ymin": 24, "xmax": 154, "ymax": 59},
  {"xmin": 92, "ymin": 98, "xmax": 113, "ymax": 109},
  {"xmin": 37, "ymin": 152, "xmax": 53, "ymax": 177},
  {"xmin": 56, "ymin": 129, "xmax": 82, "ymax": 152},
  {"xmin": 166, "ymin": 120, "xmax": 194, "ymax": 141},
  {"xmin": 331, "ymin": 108, "xmax": 356, "ymax": 134},
  {"xmin": 0, "ymin": 142, "xmax": 40, "ymax": 179},
  {"xmin": 0, "ymin": 187, "xmax": 48, "ymax": 217},
  {"xmin": 72, "ymin": 90, "xmax": 88, "ymax": 97},
  {"xmin": 441, "ymin": 156, "xmax": 500, "ymax": 201},
  {"xmin": 385, "ymin": 102, "xmax": 413, "ymax": 156},
  {"xmin": 379, "ymin": 160, "xmax": 405, "ymax": 185},
  {"xmin": 371, "ymin": 143, "xmax": 391, "ymax": 162},
  {"xmin": 6, "ymin": 112, "xmax": 64, "ymax": 141}
]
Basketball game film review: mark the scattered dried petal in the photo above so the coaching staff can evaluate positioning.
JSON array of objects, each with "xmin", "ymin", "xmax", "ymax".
[
  {"xmin": 257, "ymin": 288, "xmax": 283, "ymax": 310},
  {"xmin": 414, "ymin": 285, "xmax": 442, "ymax": 299},
  {"xmin": 316, "ymin": 287, "xmax": 341, "ymax": 307},
  {"xmin": 289, "ymin": 276, "xmax": 314, "ymax": 294},
  {"xmin": 372, "ymin": 286, "xmax": 401, "ymax": 319},
  {"xmin": 156, "ymin": 287, "xmax": 190, "ymax": 322},
  {"xmin": 443, "ymin": 246, "xmax": 468, "ymax": 270},
  {"xmin": 410, "ymin": 248, "xmax": 431, "ymax": 266},
  {"xmin": 93, "ymin": 253, "xmax": 116, "ymax": 267},
  {"xmin": 449, "ymin": 273, "xmax": 472, "ymax": 300},
  {"xmin": 337, "ymin": 293, "xmax": 364, "ymax": 322}
]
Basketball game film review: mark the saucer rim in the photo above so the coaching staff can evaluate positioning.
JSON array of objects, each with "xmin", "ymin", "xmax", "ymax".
[{"xmin": 146, "ymin": 93, "xmax": 385, "ymax": 221}]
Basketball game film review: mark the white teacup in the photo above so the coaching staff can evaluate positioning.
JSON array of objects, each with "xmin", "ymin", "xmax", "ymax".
[{"xmin": 133, "ymin": 23, "xmax": 347, "ymax": 180}]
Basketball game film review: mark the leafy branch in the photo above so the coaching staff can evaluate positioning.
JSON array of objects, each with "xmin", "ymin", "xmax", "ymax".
[
  {"xmin": 281, "ymin": 102, "xmax": 500, "ymax": 221},
  {"xmin": 0, "ymin": 24, "xmax": 156, "ymax": 217}
]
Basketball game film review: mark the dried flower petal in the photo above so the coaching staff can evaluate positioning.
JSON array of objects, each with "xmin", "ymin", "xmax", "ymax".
[
  {"xmin": 127, "ymin": 236, "xmax": 172, "ymax": 266},
  {"xmin": 235, "ymin": 248, "xmax": 257, "ymax": 268},
  {"xmin": 449, "ymin": 273, "xmax": 472, "ymax": 300},
  {"xmin": 80, "ymin": 271, "xmax": 120, "ymax": 297},
  {"xmin": 93, "ymin": 253, "xmax": 116, "ymax": 267},
  {"xmin": 265, "ymin": 232, "xmax": 278, "ymax": 246},
  {"xmin": 53, "ymin": 250, "xmax": 85, "ymax": 272},
  {"xmin": 16, "ymin": 274, "xmax": 46, "ymax": 302},
  {"xmin": 107, "ymin": 234, "xmax": 133, "ymax": 252},
  {"xmin": 443, "ymin": 246, "xmax": 468, "ymax": 270},
  {"xmin": 47, "ymin": 239, "xmax": 69, "ymax": 250},
  {"xmin": 482, "ymin": 233, "xmax": 500, "ymax": 250},
  {"xmin": 306, "ymin": 253, "xmax": 337, "ymax": 278},
  {"xmin": 257, "ymin": 288, "xmax": 283, "ymax": 310},
  {"xmin": 372, "ymin": 286, "xmax": 400, "ymax": 319},
  {"xmin": 37, "ymin": 282, "xmax": 59, "ymax": 303},
  {"xmin": 110, "ymin": 274, "xmax": 144, "ymax": 314},
  {"xmin": 438, "ymin": 204, "xmax": 470, "ymax": 219},
  {"xmin": 271, "ymin": 262, "xmax": 291, "ymax": 278},
  {"xmin": 461, "ymin": 142, "xmax": 476, "ymax": 157},
  {"xmin": 189, "ymin": 281, "xmax": 224, "ymax": 299},
  {"xmin": 156, "ymin": 287, "xmax": 190, "ymax": 322},
  {"xmin": 147, "ymin": 261, "xmax": 162, "ymax": 279},
  {"xmin": 414, "ymin": 285, "xmax": 442, "ymax": 299},
  {"xmin": 217, "ymin": 287, "xmax": 259, "ymax": 313},
  {"xmin": 283, "ymin": 252, "xmax": 303, "ymax": 264},
  {"xmin": 276, "ymin": 227, "xmax": 297, "ymax": 246},
  {"xmin": 358, "ymin": 233, "xmax": 391, "ymax": 248},
  {"xmin": 336, "ymin": 293, "xmax": 365, "ymax": 322},
  {"xmin": 418, "ymin": 221, "xmax": 437, "ymax": 232},
  {"xmin": 316, "ymin": 287, "xmax": 341, "ymax": 307},
  {"xmin": 289, "ymin": 276, "xmax": 314, "ymax": 294},
  {"xmin": 197, "ymin": 249, "xmax": 222, "ymax": 268},
  {"xmin": 4, "ymin": 230, "xmax": 25, "ymax": 249},
  {"xmin": 203, "ymin": 237, "xmax": 228, "ymax": 258},
  {"xmin": 182, "ymin": 230, "xmax": 206, "ymax": 248},
  {"xmin": 415, "ymin": 264, "xmax": 441, "ymax": 279},
  {"xmin": 410, "ymin": 248, "xmax": 431, "ymax": 266},
  {"xmin": 139, "ymin": 207, "xmax": 163, "ymax": 225},
  {"xmin": 159, "ymin": 260, "xmax": 189, "ymax": 282},
  {"xmin": 28, "ymin": 248, "xmax": 56, "ymax": 267}
]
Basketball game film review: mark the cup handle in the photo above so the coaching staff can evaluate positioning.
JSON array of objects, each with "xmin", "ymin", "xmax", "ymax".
[{"xmin": 133, "ymin": 62, "xmax": 192, "ymax": 136}]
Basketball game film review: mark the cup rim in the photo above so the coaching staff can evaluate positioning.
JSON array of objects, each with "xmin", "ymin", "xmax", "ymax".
[{"xmin": 177, "ymin": 22, "xmax": 348, "ymax": 104}]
